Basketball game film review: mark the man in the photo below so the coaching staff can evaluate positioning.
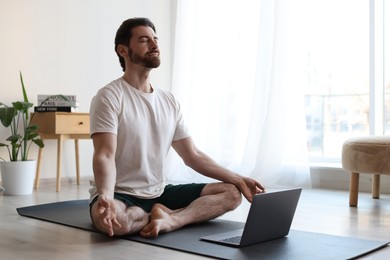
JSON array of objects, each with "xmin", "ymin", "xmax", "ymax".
[{"xmin": 89, "ymin": 17, "xmax": 265, "ymax": 238}]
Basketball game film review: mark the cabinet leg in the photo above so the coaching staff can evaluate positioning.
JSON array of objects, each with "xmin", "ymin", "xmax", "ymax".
[
  {"xmin": 56, "ymin": 135, "xmax": 64, "ymax": 192},
  {"xmin": 34, "ymin": 146, "xmax": 44, "ymax": 189},
  {"xmin": 75, "ymin": 139, "xmax": 80, "ymax": 185}
]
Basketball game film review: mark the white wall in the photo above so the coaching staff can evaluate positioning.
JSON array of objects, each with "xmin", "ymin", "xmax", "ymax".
[{"xmin": 0, "ymin": 0, "xmax": 174, "ymax": 182}]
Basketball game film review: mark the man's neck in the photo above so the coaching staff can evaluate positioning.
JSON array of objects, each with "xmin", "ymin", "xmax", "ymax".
[{"xmin": 122, "ymin": 67, "xmax": 153, "ymax": 93}]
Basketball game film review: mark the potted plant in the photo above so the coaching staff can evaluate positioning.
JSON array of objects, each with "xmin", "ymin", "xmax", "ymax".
[{"xmin": 0, "ymin": 72, "xmax": 44, "ymax": 195}]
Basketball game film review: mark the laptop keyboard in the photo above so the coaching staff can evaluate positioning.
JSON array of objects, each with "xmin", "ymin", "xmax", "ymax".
[{"xmin": 220, "ymin": 235, "xmax": 242, "ymax": 244}]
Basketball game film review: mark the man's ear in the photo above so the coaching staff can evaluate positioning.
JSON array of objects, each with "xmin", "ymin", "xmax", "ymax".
[{"xmin": 116, "ymin": 44, "xmax": 128, "ymax": 58}]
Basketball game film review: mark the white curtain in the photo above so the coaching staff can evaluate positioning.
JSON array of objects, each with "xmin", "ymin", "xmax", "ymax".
[{"xmin": 167, "ymin": 0, "xmax": 311, "ymax": 188}]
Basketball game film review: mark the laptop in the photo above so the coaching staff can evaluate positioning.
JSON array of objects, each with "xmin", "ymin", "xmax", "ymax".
[{"xmin": 200, "ymin": 188, "xmax": 302, "ymax": 247}]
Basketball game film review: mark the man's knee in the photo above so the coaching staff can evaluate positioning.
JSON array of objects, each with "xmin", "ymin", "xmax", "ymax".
[
  {"xmin": 224, "ymin": 183, "xmax": 242, "ymax": 210},
  {"xmin": 201, "ymin": 182, "xmax": 242, "ymax": 210}
]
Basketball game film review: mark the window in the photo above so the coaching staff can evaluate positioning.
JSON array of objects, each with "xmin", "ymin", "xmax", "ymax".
[{"xmin": 305, "ymin": 0, "xmax": 388, "ymax": 162}]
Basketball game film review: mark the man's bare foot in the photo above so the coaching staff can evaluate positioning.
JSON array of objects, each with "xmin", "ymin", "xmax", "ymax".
[{"xmin": 139, "ymin": 203, "xmax": 181, "ymax": 238}]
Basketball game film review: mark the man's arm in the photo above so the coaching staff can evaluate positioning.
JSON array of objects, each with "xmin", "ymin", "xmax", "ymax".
[
  {"xmin": 172, "ymin": 137, "xmax": 265, "ymax": 202},
  {"xmin": 92, "ymin": 132, "xmax": 117, "ymax": 199},
  {"xmin": 91, "ymin": 132, "xmax": 121, "ymax": 236}
]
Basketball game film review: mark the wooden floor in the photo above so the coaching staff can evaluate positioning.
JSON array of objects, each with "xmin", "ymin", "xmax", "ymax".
[{"xmin": 1, "ymin": 180, "xmax": 390, "ymax": 259}]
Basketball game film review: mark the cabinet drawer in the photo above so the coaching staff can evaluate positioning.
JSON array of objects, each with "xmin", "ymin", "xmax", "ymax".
[
  {"xmin": 55, "ymin": 114, "xmax": 90, "ymax": 134},
  {"xmin": 31, "ymin": 112, "xmax": 90, "ymax": 134}
]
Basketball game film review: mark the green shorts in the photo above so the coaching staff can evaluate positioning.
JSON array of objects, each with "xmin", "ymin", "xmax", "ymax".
[{"xmin": 91, "ymin": 183, "xmax": 206, "ymax": 213}]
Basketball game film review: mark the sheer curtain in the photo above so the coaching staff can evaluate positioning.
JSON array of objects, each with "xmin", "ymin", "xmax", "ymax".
[{"xmin": 167, "ymin": 0, "xmax": 311, "ymax": 187}]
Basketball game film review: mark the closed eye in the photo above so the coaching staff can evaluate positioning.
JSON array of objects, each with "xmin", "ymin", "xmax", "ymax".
[{"xmin": 138, "ymin": 36, "xmax": 159, "ymax": 45}]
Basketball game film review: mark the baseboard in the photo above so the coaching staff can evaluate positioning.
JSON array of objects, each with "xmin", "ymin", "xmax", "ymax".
[
  {"xmin": 310, "ymin": 166, "xmax": 390, "ymax": 194},
  {"xmin": 33, "ymin": 176, "xmax": 93, "ymax": 187}
]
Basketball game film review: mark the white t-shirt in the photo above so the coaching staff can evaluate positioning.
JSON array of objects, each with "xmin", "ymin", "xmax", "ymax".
[{"xmin": 89, "ymin": 78, "xmax": 189, "ymax": 199}]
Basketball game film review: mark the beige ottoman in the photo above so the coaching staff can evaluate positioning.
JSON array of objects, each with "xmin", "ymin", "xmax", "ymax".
[{"xmin": 342, "ymin": 136, "xmax": 390, "ymax": 207}]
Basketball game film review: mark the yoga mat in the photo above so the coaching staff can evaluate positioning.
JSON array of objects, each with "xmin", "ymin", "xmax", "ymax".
[{"xmin": 17, "ymin": 199, "xmax": 388, "ymax": 260}]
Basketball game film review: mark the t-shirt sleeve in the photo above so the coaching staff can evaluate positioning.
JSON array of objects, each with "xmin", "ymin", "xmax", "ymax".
[
  {"xmin": 171, "ymin": 95, "xmax": 190, "ymax": 141},
  {"xmin": 89, "ymin": 87, "xmax": 120, "ymax": 136}
]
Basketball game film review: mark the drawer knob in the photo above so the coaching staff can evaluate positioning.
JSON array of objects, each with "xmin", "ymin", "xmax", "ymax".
[{"xmin": 79, "ymin": 122, "xmax": 84, "ymax": 125}]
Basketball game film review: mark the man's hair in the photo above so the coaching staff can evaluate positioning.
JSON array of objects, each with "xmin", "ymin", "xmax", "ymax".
[{"xmin": 115, "ymin": 17, "xmax": 156, "ymax": 71}]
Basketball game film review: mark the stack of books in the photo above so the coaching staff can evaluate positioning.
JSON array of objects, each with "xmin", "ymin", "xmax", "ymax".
[{"xmin": 34, "ymin": 94, "xmax": 78, "ymax": 112}]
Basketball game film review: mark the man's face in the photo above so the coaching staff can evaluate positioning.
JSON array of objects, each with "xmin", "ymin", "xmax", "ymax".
[{"xmin": 127, "ymin": 26, "xmax": 160, "ymax": 68}]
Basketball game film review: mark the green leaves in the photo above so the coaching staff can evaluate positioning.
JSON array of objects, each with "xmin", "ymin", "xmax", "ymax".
[
  {"xmin": 0, "ymin": 72, "xmax": 45, "ymax": 161},
  {"xmin": 12, "ymin": 101, "xmax": 33, "ymax": 111},
  {"xmin": 32, "ymin": 138, "xmax": 44, "ymax": 148},
  {"xmin": 20, "ymin": 71, "xmax": 29, "ymax": 103},
  {"xmin": 0, "ymin": 105, "xmax": 17, "ymax": 127}
]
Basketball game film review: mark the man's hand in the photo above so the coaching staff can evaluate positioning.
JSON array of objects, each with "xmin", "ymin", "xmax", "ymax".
[
  {"xmin": 235, "ymin": 177, "xmax": 265, "ymax": 203},
  {"xmin": 95, "ymin": 195, "xmax": 121, "ymax": 236}
]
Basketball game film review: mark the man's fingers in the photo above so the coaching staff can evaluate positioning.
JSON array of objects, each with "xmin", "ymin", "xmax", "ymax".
[
  {"xmin": 98, "ymin": 206, "xmax": 121, "ymax": 236},
  {"xmin": 112, "ymin": 217, "xmax": 122, "ymax": 228}
]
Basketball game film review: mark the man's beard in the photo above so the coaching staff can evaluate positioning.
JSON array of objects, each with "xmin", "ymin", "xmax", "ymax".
[{"xmin": 128, "ymin": 49, "xmax": 160, "ymax": 68}]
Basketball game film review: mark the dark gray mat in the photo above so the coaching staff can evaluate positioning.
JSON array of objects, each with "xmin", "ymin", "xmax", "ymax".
[{"xmin": 17, "ymin": 199, "xmax": 388, "ymax": 260}]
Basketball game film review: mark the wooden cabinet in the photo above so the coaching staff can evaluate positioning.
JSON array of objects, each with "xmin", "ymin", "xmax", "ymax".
[{"xmin": 30, "ymin": 112, "xmax": 90, "ymax": 191}]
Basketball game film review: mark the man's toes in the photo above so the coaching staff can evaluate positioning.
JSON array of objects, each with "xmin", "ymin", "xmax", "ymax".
[{"xmin": 139, "ymin": 223, "xmax": 155, "ymax": 237}]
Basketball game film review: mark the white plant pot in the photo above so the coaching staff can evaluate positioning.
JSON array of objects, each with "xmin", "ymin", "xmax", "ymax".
[{"xmin": 0, "ymin": 160, "xmax": 36, "ymax": 195}]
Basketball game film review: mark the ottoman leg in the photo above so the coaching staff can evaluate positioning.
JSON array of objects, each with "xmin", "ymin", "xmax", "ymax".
[
  {"xmin": 372, "ymin": 174, "xmax": 380, "ymax": 199},
  {"xmin": 349, "ymin": 172, "xmax": 359, "ymax": 207}
]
